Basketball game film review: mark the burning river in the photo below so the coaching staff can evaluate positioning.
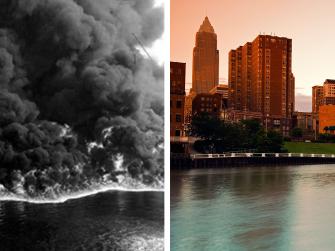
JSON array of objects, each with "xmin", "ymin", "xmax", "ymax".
[
  {"xmin": 0, "ymin": 0, "xmax": 164, "ymax": 249},
  {"xmin": 0, "ymin": 189, "xmax": 164, "ymax": 250}
]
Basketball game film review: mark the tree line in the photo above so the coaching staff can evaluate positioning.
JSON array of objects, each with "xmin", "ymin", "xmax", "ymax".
[{"xmin": 189, "ymin": 114, "xmax": 286, "ymax": 153}]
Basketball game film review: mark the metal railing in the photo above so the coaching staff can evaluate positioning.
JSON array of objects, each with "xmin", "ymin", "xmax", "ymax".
[{"xmin": 190, "ymin": 153, "xmax": 335, "ymax": 159}]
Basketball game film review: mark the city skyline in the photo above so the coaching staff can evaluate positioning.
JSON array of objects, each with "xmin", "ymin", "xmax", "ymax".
[{"xmin": 171, "ymin": 0, "xmax": 335, "ymax": 112}]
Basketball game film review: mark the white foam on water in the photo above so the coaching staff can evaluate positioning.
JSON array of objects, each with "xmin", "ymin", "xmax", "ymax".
[
  {"xmin": 120, "ymin": 234, "xmax": 164, "ymax": 251},
  {"xmin": 0, "ymin": 183, "xmax": 163, "ymax": 204}
]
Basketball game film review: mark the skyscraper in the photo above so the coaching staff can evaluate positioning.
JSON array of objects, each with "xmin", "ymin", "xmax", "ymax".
[
  {"xmin": 228, "ymin": 35, "xmax": 294, "ymax": 135},
  {"xmin": 192, "ymin": 16, "xmax": 219, "ymax": 94}
]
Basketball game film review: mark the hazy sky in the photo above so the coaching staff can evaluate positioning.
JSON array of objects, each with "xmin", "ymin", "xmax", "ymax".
[{"xmin": 171, "ymin": 0, "xmax": 335, "ymax": 111}]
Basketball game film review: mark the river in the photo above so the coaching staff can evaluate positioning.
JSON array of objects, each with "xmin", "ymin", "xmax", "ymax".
[
  {"xmin": 0, "ymin": 190, "xmax": 164, "ymax": 250},
  {"xmin": 171, "ymin": 164, "xmax": 335, "ymax": 251}
]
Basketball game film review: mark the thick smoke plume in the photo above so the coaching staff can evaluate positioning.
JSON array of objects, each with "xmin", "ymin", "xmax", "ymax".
[{"xmin": 0, "ymin": 0, "xmax": 164, "ymax": 198}]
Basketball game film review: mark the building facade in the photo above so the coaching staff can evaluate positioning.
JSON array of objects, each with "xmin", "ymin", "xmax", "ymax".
[
  {"xmin": 192, "ymin": 93, "xmax": 222, "ymax": 118},
  {"xmin": 228, "ymin": 35, "xmax": 295, "ymax": 136},
  {"xmin": 192, "ymin": 16, "xmax": 219, "ymax": 94},
  {"xmin": 312, "ymin": 85, "xmax": 323, "ymax": 113},
  {"xmin": 170, "ymin": 62, "xmax": 186, "ymax": 136},
  {"xmin": 322, "ymin": 79, "xmax": 335, "ymax": 106},
  {"xmin": 319, "ymin": 105, "xmax": 335, "ymax": 134},
  {"xmin": 210, "ymin": 84, "xmax": 229, "ymax": 119}
]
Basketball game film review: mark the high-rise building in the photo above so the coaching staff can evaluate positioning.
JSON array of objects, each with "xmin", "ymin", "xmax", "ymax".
[
  {"xmin": 192, "ymin": 16, "xmax": 219, "ymax": 94},
  {"xmin": 170, "ymin": 62, "xmax": 186, "ymax": 136},
  {"xmin": 228, "ymin": 43, "xmax": 252, "ymax": 111},
  {"xmin": 312, "ymin": 85, "xmax": 323, "ymax": 113},
  {"xmin": 228, "ymin": 35, "xmax": 294, "ymax": 135},
  {"xmin": 322, "ymin": 79, "xmax": 335, "ymax": 105}
]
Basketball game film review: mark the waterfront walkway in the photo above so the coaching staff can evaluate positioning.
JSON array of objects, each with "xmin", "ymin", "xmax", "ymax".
[
  {"xmin": 171, "ymin": 152, "xmax": 335, "ymax": 169},
  {"xmin": 190, "ymin": 152, "xmax": 335, "ymax": 159}
]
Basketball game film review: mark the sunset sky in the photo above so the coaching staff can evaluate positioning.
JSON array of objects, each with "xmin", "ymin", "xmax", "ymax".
[{"xmin": 171, "ymin": 0, "xmax": 335, "ymax": 112}]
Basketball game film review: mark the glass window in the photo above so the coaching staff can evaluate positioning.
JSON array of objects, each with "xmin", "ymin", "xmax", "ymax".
[{"xmin": 176, "ymin": 114, "xmax": 182, "ymax": 122}]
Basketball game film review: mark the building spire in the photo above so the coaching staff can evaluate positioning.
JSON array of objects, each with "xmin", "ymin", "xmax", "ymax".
[{"xmin": 199, "ymin": 16, "xmax": 215, "ymax": 33}]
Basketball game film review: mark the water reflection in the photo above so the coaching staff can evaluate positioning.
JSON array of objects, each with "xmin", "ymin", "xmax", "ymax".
[{"xmin": 171, "ymin": 165, "xmax": 335, "ymax": 251}]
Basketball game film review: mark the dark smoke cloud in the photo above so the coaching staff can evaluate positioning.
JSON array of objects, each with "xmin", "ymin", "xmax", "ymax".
[{"xmin": 0, "ymin": 0, "xmax": 164, "ymax": 198}]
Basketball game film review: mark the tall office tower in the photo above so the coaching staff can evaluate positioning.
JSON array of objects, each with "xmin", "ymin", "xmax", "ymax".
[
  {"xmin": 228, "ymin": 35, "xmax": 294, "ymax": 135},
  {"xmin": 312, "ymin": 85, "xmax": 323, "ymax": 113},
  {"xmin": 192, "ymin": 16, "xmax": 219, "ymax": 94},
  {"xmin": 170, "ymin": 62, "xmax": 186, "ymax": 137}
]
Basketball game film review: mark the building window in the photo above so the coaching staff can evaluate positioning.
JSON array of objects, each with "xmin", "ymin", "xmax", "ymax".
[
  {"xmin": 176, "ymin": 100, "xmax": 182, "ymax": 108},
  {"xmin": 170, "ymin": 100, "xmax": 173, "ymax": 107},
  {"xmin": 176, "ymin": 114, "xmax": 182, "ymax": 123},
  {"xmin": 175, "ymin": 130, "xmax": 181, "ymax": 136},
  {"xmin": 274, "ymin": 119, "xmax": 281, "ymax": 125}
]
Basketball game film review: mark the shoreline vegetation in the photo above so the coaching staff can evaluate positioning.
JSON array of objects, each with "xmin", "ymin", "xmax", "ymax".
[{"xmin": 183, "ymin": 114, "xmax": 335, "ymax": 155}]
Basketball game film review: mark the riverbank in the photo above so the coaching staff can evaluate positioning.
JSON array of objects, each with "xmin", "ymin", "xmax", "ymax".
[
  {"xmin": 171, "ymin": 153, "xmax": 335, "ymax": 169},
  {"xmin": 284, "ymin": 142, "xmax": 335, "ymax": 154}
]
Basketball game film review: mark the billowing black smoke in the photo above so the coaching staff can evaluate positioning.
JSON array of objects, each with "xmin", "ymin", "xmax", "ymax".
[{"xmin": 0, "ymin": 0, "xmax": 164, "ymax": 198}]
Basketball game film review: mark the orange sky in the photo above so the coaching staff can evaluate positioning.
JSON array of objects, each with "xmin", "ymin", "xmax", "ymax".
[{"xmin": 171, "ymin": 0, "xmax": 335, "ymax": 112}]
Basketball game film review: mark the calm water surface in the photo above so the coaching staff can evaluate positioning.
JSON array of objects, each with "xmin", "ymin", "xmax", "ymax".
[
  {"xmin": 171, "ymin": 165, "xmax": 335, "ymax": 251},
  {"xmin": 0, "ymin": 191, "xmax": 163, "ymax": 250}
]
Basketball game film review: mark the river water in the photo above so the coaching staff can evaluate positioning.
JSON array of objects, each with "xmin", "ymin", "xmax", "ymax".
[
  {"xmin": 0, "ymin": 190, "xmax": 163, "ymax": 250},
  {"xmin": 171, "ymin": 164, "xmax": 335, "ymax": 251}
]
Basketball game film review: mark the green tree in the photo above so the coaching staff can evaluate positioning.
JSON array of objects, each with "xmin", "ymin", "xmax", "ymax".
[
  {"xmin": 190, "ymin": 113, "xmax": 247, "ymax": 153},
  {"xmin": 256, "ymin": 130, "xmax": 286, "ymax": 152},
  {"xmin": 291, "ymin": 127, "xmax": 303, "ymax": 138},
  {"xmin": 241, "ymin": 119, "xmax": 262, "ymax": 147}
]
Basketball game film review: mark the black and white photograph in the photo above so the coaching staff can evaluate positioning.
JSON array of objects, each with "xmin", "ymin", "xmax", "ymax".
[{"xmin": 0, "ymin": 0, "xmax": 164, "ymax": 250}]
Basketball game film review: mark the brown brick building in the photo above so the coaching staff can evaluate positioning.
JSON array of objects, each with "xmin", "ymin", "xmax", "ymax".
[
  {"xmin": 170, "ymin": 62, "xmax": 186, "ymax": 136},
  {"xmin": 322, "ymin": 79, "xmax": 335, "ymax": 106},
  {"xmin": 312, "ymin": 80, "xmax": 335, "ymax": 136},
  {"xmin": 312, "ymin": 85, "xmax": 323, "ymax": 113},
  {"xmin": 192, "ymin": 93, "xmax": 222, "ymax": 118},
  {"xmin": 192, "ymin": 16, "xmax": 219, "ymax": 94},
  {"xmin": 228, "ymin": 35, "xmax": 295, "ymax": 136},
  {"xmin": 312, "ymin": 80, "xmax": 335, "ymax": 112},
  {"xmin": 209, "ymin": 84, "xmax": 229, "ymax": 118}
]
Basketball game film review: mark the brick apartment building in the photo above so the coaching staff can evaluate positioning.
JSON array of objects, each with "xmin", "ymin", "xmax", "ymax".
[
  {"xmin": 228, "ymin": 35, "xmax": 295, "ymax": 136},
  {"xmin": 170, "ymin": 62, "xmax": 186, "ymax": 136}
]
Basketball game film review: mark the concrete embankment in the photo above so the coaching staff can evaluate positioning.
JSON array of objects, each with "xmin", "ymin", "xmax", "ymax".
[{"xmin": 171, "ymin": 153, "xmax": 335, "ymax": 169}]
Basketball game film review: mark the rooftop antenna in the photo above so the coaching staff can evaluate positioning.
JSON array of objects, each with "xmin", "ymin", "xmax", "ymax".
[{"xmin": 132, "ymin": 33, "xmax": 154, "ymax": 62}]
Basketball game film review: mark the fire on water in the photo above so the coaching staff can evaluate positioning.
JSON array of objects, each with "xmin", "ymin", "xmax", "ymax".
[{"xmin": 0, "ymin": 181, "xmax": 163, "ymax": 204}]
